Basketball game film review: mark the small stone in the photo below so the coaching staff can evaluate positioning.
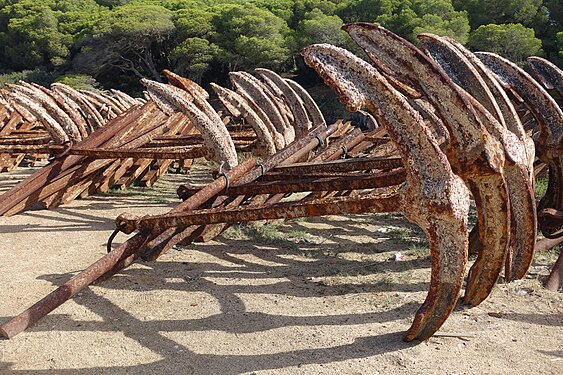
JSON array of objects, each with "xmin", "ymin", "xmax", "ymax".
[{"xmin": 390, "ymin": 252, "xmax": 405, "ymax": 261}]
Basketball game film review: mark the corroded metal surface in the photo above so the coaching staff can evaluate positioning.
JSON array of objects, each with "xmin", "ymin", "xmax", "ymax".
[
  {"xmin": 524, "ymin": 56, "xmax": 563, "ymax": 291},
  {"xmin": 14, "ymin": 81, "xmax": 82, "ymax": 142},
  {"xmin": 0, "ymin": 29, "xmax": 552, "ymax": 343},
  {"xmin": 285, "ymin": 78, "xmax": 326, "ymax": 128},
  {"xmin": 418, "ymin": 34, "xmax": 536, "ymax": 282},
  {"xmin": 478, "ymin": 53, "xmax": 563, "ymax": 253},
  {"xmin": 302, "ymin": 42, "xmax": 470, "ymax": 342},
  {"xmin": 256, "ymin": 68, "xmax": 312, "ymax": 137},
  {"xmin": 528, "ymin": 56, "xmax": 563, "ymax": 99},
  {"xmin": 344, "ymin": 23, "xmax": 512, "ymax": 309},
  {"xmin": 0, "ymin": 62, "xmax": 332, "ymax": 214},
  {"xmin": 0, "ymin": 101, "xmax": 176, "ymax": 215},
  {"xmin": 230, "ymin": 71, "xmax": 293, "ymax": 145},
  {"xmin": 6, "ymin": 90, "xmax": 70, "ymax": 144},
  {"xmin": 0, "ymin": 234, "xmax": 148, "ymax": 339},
  {"xmin": 120, "ymin": 193, "xmax": 401, "ymax": 234},
  {"xmin": 477, "ymin": 52, "xmax": 563, "ymax": 149},
  {"xmin": 51, "ymin": 83, "xmax": 105, "ymax": 131},
  {"xmin": 210, "ymin": 83, "xmax": 276, "ymax": 157},
  {"xmin": 141, "ymin": 79, "xmax": 238, "ymax": 169}
]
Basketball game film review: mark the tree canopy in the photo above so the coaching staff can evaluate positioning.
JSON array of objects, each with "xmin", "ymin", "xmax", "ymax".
[
  {"xmin": 0, "ymin": 0, "xmax": 560, "ymax": 92},
  {"xmin": 212, "ymin": 3, "xmax": 291, "ymax": 71},
  {"xmin": 467, "ymin": 23, "xmax": 542, "ymax": 63},
  {"xmin": 72, "ymin": 3, "xmax": 175, "ymax": 81}
]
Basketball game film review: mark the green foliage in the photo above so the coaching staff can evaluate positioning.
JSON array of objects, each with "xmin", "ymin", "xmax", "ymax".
[
  {"xmin": 535, "ymin": 172, "xmax": 548, "ymax": 198},
  {"xmin": 55, "ymin": 74, "xmax": 100, "ymax": 90},
  {"xmin": 467, "ymin": 23, "xmax": 542, "ymax": 63},
  {"xmin": 0, "ymin": 0, "xmax": 104, "ymax": 70},
  {"xmin": 73, "ymin": 3, "xmax": 175, "ymax": 80},
  {"xmin": 293, "ymin": 0, "xmax": 340, "ymax": 24},
  {"xmin": 534, "ymin": 1, "xmax": 563, "ymax": 64},
  {"xmin": 170, "ymin": 37, "xmax": 218, "ymax": 82},
  {"xmin": 90, "ymin": 3, "xmax": 174, "ymax": 37},
  {"xmin": 337, "ymin": 0, "xmax": 394, "ymax": 23},
  {"xmin": 0, "ymin": 0, "xmax": 560, "ymax": 91},
  {"xmin": 0, "ymin": 69, "xmax": 57, "ymax": 88},
  {"xmin": 95, "ymin": 1, "xmax": 132, "ymax": 7},
  {"xmin": 212, "ymin": 3, "xmax": 291, "ymax": 70},
  {"xmin": 294, "ymin": 8, "xmax": 349, "ymax": 49},
  {"xmin": 376, "ymin": 0, "xmax": 470, "ymax": 43},
  {"xmin": 0, "ymin": 1, "xmax": 69, "ymax": 69},
  {"xmin": 453, "ymin": 0, "xmax": 543, "ymax": 28},
  {"xmin": 335, "ymin": 0, "xmax": 469, "ymax": 43},
  {"xmin": 173, "ymin": 7, "xmax": 216, "ymax": 38},
  {"xmin": 252, "ymin": 0, "xmax": 296, "ymax": 23}
]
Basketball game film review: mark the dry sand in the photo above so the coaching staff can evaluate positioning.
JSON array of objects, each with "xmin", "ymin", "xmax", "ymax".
[{"xmin": 0, "ymin": 167, "xmax": 561, "ymax": 374}]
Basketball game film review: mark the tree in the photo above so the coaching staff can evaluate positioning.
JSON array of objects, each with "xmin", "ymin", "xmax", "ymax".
[
  {"xmin": 532, "ymin": 0, "xmax": 563, "ymax": 65},
  {"xmin": 55, "ymin": 74, "xmax": 100, "ymax": 90},
  {"xmin": 337, "ymin": 0, "xmax": 394, "ymax": 23},
  {"xmin": 467, "ymin": 23, "xmax": 542, "ymax": 63},
  {"xmin": 0, "ymin": 0, "xmax": 103, "ymax": 71},
  {"xmin": 94, "ymin": 1, "xmax": 132, "ymax": 7},
  {"xmin": 294, "ymin": 8, "xmax": 349, "ymax": 49},
  {"xmin": 453, "ymin": 0, "xmax": 543, "ymax": 29},
  {"xmin": 170, "ymin": 37, "xmax": 218, "ymax": 82},
  {"xmin": 212, "ymin": 4, "xmax": 291, "ymax": 71},
  {"xmin": 0, "ymin": 69, "xmax": 57, "ymax": 87},
  {"xmin": 292, "ymin": 0, "xmax": 341, "ymax": 24},
  {"xmin": 173, "ymin": 7, "xmax": 216, "ymax": 39},
  {"xmin": 335, "ymin": 0, "xmax": 469, "ymax": 43},
  {"xmin": 73, "ymin": 3, "xmax": 175, "ymax": 81},
  {"xmin": 252, "ymin": 0, "xmax": 296, "ymax": 24}
]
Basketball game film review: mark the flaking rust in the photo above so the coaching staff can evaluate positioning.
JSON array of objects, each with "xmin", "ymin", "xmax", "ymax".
[
  {"xmin": 0, "ymin": 33, "xmax": 552, "ymax": 343},
  {"xmin": 343, "ymin": 23, "xmax": 511, "ymax": 307},
  {"xmin": 478, "ymin": 54, "xmax": 562, "ymax": 289},
  {"xmin": 301, "ymin": 43, "xmax": 470, "ymax": 342},
  {"xmin": 210, "ymin": 83, "xmax": 277, "ymax": 157},
  {"xmin": 524, "ymin": 56, "xmax": 563, "ymax": 291},
  {"xmin": 418, "ymin": 34, "xmax": 536, "ymax": 282},
  {"xmin": 256, "ymin": 68, "xmax": 312, "ymax": 138}
]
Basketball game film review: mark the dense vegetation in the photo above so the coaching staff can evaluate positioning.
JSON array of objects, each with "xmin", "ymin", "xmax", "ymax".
[{"xmin": 0, "ymin": 0, "xmax": 561, "ymax": 93}]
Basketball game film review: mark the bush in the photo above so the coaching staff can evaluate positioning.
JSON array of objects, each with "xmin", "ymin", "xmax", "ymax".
[
  {"xmin": 0, "ymin": 69, "xmax": 57, "ymax": 88},
  {"xmin": 55, "ymin": 74, "xmax": 100, "ymax": 91}
]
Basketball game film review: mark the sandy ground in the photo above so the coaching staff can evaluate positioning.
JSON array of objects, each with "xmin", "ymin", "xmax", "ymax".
[{"xmin": 0, "ymin": 166, "xmax": 562, "ymax": 375}]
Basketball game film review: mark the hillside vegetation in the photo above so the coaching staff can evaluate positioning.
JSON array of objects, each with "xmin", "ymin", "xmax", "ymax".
[{"xmin": 0, "ymin": 0, "xmax": 561, "ymax": 92}]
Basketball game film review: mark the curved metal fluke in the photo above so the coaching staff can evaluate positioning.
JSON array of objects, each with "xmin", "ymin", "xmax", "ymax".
[
  {"xmin": 476, "ymin": 52, "xmax": 563, "ymax": 148},
  {"xmin": 527, "ymin": 56, "xmax": 563, "ymax": 98},
  {"xmin": 478, "ymin": 52, "xmax": 562, "ymax": 248},
  {"xmin": 343, "ymin": 23, "xmax": 510, "ymax": 305},
  {"xmin": 404, "ymin": 218, "xmax": 468, "ymax": 341},
  {"xmin": 463, "ymin": 175, "xmax": 510, "ymax": 305},
  {"xmin": 6, "ymin": 90, "xmax": 70, "ymax": 145},
  {"xmin": 285, "ymin": 78, "xmax": 327, "ymax": 128},
  {"xmin": 163, "ymin": 69, "xmax": 209, "ymax": 100},
  {"xmin": 301, "ymin": 42, "xmax": 470, "ymax": 342},
  {"xmin": 417, "ymin": 33, "xmax": 506, "ymax": 129},
  {"xmin": 141, "ymin": 79, "xmax": 238, "ymax": 169},
  {"xmin": 229, "ymin": 71, "xmax": 294, "ymax": 145},
  {"xmin": 418, "ymin": 34, "xmax": 536, "ymax": 282},
  {"xmin": 211, "ymin": 82, "xmax": 277, "ymax": 157},
  {"xmin": 255, "ymin": 68, "xmax": 313, "ymax": 138}
]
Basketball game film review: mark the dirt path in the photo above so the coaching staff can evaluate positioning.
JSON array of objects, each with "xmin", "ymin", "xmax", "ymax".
[{"xmin": 0, "ymin": 168, "xmax": 561, "ymax": 374}]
